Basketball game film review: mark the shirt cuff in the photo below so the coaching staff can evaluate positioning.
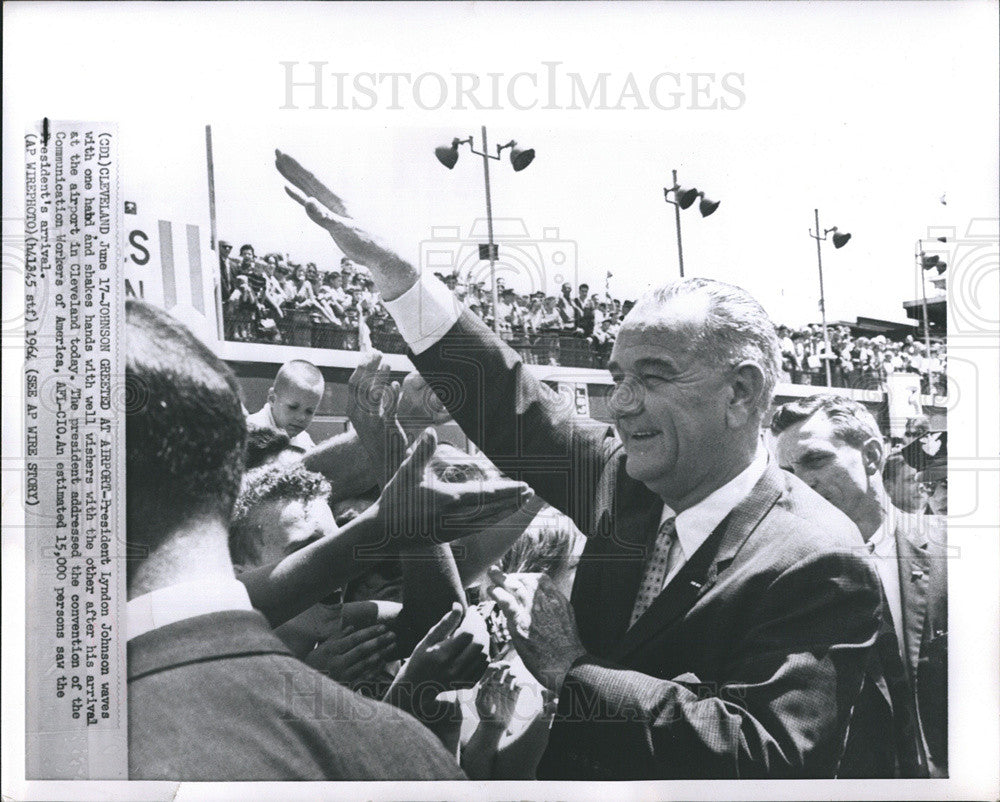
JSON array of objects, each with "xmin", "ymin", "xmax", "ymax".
[{"xmin": 382, "ymin": 276, "xmax": 464, "ymax": 355}]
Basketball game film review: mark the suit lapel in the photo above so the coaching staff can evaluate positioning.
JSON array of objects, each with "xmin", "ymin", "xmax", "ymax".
[
  {"xmin": 598, "ymin": 471, "xmax": 663, "ymax": 653},
  {"xmin": 895, "ymin": 513, "xmax": 931, "ymax": 679},
  {"xmin": 611, "ymin": 463, "xmax": 783, "ymax": 662}
]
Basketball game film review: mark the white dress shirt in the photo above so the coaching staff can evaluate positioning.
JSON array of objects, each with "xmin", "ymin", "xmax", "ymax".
[
  {"xmin": 382, "ymin": 276, "xmax": 465, "ymax": 354},
  {"xmin": 867, "ymin": 504, "xmax": 905, "ymax": 651},
  {"xmin": 246, "ymin": 402, "xmax": 315, "ymax": 449},
  {"xmin": 660, "ymin": 444, "xmax": 770, "ymax": 589},
  {"xmin": 127, "ymin": 576, "xmax": 253, "ymax": 641}
]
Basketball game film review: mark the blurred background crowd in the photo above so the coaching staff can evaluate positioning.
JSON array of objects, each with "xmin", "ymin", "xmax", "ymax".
[{"xmin": 219, "ymin": 240, "xmax": 946, "ymax": 395}]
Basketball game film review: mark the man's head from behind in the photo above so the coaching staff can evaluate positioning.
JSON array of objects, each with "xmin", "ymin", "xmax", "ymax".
[
  {"xmin": 229, "ymin": 463, "xmax": 334, "ymax": 569},
  {"xmin": 607, "ymin": 278, "xmax": 780, "ymax": 506},
  {"xmin": 245, "ymin": 424, "xmax": 306, "ymax": 470},
  {"xmin": 125, "ymin": 300, "xmax": 247, "ymax": 584},
  {"xmin": 770, "ymin": 394, "xmax": 886, "ymax": 532},
  {"xmin": 268, "ymin": 360, "xmax": 325, "ymax": 439}
]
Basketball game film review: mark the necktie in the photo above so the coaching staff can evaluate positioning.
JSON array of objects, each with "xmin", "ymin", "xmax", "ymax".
[{"xmin": 629, "ymin": 517, "xmax": 680, "ymax": 628}]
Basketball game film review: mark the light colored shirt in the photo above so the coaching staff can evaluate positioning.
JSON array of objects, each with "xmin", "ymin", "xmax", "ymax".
[
  {"xmin": 246, "ymin": 402, "xmax": 315, "ymax": 449},
  {"xmin": 868, "ymin": 504, "xmax": 905, "ymax": 652},
  {"xmin": 659, "ymin": 444, "xmax": 770, "ymax": 589},
  {"xmin": 383, "ymin": 276, "xmax": 464, "ymax": 354},
  {"xmin": 127, "ymin": 576, "xmax": 253, "ymax": 641}
]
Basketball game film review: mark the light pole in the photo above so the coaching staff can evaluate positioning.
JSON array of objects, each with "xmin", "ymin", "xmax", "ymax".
[
  {"xmin": 808, "ymin": 209, "xmax": 852, "ymax": 387},
  {"xmin": 916, "ymin": 237, "xmax": 948, "ymax": 395},
  {"xmin": 435, "ymin": 126, "xmax": 534, "ymax": 335},
  {"xmin": 663, "ymin": 170, "xmax": 720, "ymax": 278}
]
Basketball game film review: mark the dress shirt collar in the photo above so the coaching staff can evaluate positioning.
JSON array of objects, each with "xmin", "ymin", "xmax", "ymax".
[
  {"xmin": 659, "ymin": 443, "xmax": 770, "ymax": 561},
  {"xmin": 126, "ymin": 576, "xmax": 253, "ymax": 641}
]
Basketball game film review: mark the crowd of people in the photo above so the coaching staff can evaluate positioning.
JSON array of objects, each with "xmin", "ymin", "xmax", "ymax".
[
  {"xmin": 218, "ymin": 241, "xmax": 946, "ymax": 395},
  {"xmin": 776, "ymin": 324, "xmax": 947, "ymax": 395},
  {"xmin": 127, "ymin": 155, "xmax": 947, "ymax": 782}
]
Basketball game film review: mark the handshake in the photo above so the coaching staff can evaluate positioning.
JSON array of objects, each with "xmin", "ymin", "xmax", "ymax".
[{"xmin": 346, "ymin": 349, "xmax": 535, "ymax": 551}]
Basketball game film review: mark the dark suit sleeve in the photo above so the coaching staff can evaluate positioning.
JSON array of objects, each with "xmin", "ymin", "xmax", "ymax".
[
  {"xmin": 409, "ymin": 309, "xmax": 614, "ymax": 534},
  {"xmin": 546, "ymin": 550, "xmax": 882, "ymax": 779}
]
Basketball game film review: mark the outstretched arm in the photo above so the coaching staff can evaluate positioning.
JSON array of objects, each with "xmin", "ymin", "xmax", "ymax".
[
  {"xmin": 240, "ymin": 430, "xmax": 533, "ymax": 627},
  {"xmin": 276, "ymin": 151, "xmax": 613, "ymax": 532},
  {"xmin": 301, "ymin": 430, "xmax": 379, "ymax": 502}
]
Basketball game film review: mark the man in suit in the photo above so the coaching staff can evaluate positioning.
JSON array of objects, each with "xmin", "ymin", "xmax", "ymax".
[
  {"xmin": 124, "ymin": 299, "xmax": 465, "ymax": 780},
  {"xmin": 770, "ymin": 395, "xmax": 947, "ymax": 777},
  {"xmin": 277, "ymin": 151, "xmax": 885, "ymax": 779}
]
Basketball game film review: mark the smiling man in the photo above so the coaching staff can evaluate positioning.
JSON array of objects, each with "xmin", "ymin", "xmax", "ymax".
[{"xmin": 276, "ymin": 151, "xmax": 886, "ymax": 779}]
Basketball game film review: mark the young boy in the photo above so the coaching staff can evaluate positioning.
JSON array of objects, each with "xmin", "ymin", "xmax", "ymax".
[{"xmin": 247, "ymin": 359, "xmax": 324, "ymax": 448}]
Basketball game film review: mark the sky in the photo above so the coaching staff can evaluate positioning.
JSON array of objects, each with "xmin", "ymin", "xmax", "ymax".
[{"xmin": 4, "ymin": 1, "xmax": 998, "ymax": 332}]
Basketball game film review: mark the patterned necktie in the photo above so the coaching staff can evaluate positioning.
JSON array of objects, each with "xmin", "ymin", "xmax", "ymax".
[{"xmin": 629, "ymin": 516, "xmax": 680, "ymax": 628}]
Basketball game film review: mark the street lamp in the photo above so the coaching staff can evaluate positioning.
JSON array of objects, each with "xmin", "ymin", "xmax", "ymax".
[
  {"xmin": 916, "ymin": 236, "xmax": 948, "ymax": 395},
  {"xmin": 663, "ymin": 169, "xmax": 720, "ymax": 278},
  {"xmin": 434, "ymin": 126, "xmax": 534, "ymax": 334},
  {"xmin": 808, "ymin": 209, "xmax": 852, "ymax": 387}
]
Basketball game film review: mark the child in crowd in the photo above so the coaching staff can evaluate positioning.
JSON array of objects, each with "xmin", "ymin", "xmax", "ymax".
[{"xmin": 246, "ymin": 359, "xmax": 325, "ymax": 448}]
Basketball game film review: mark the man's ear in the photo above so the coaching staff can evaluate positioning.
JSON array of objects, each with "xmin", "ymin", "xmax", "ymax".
[
  {"xmin": 862, "ymin": 437, "xmax": 884, "ymax": 477},
  {"xmin": 726, "ymin": 362, "xmax": 766, "ymax": 428},
  {"xmin": 267, "ymin": 386, "xmax": 276, "ymax": 405}
]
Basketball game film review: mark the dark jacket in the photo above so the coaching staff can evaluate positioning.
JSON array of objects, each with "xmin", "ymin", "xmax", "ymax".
[
  {"xmin": 127, "ymin": 609, "xmax": 464, "ymax": 780},
  {"xmin": 410, "ymin": 309, "xmax": 885, "ymax": 779}
]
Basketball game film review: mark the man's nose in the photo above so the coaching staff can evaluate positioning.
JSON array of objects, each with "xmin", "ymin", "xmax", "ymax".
[{"xmin": 608, "ymin": 378, "xmax": 645, "ymax": 417}]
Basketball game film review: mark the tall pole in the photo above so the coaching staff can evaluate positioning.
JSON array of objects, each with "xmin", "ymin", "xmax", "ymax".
[
  {"xmin": 672, "ymin": 169, "xmax": 685, "ymax": 278},
  {"xmin": 480, "ymin": 126, "xmax": 500, "ymax": 335},
  {"xmin": 917, "ymin": 241, "xmax": 935, "ymax": 396},
  {"xmin": 205, "ymin": 124, "xmax": 223, "ymax": 340},
  {"xmin": 814, "ymin": 208, "xmax": 833, "ymax": 387}
]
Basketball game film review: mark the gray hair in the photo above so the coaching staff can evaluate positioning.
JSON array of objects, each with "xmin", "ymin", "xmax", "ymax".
[{"xmin": 629, "ymin": 278, "xmax": 782, "ymax": 413}]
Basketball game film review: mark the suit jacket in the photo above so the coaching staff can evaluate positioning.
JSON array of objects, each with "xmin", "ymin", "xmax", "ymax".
[
  {"xmin": 128, "ymin": 609, "xmax": 464, "ymax": 780},
  {"xmin": 839, "ymin": 509, "xmax": 948, "ymax": 778},
  {"xmin": 409, "ymin": 309, "xmax": 884, "ymax": 779},
  {"xmin": 895, "ymin": 510, "xmax": 948, "ymax": 776}
]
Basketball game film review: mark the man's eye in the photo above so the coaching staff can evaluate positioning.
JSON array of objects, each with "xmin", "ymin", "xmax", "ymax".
[{"xmin": 641, "ymin": 374, "xmax": 667, "ymax": 387}]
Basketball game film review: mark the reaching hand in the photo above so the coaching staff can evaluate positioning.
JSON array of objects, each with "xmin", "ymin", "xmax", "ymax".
[
  {"xmin": 373, "ymin": 429, "xmax": 535, "ymax": 548},
  {"xmin": 475, "ymin": 662, "xmax": 523, "ymax": 729},
  {"xmin": 275, "ymin": 150, "xmax": 418, "ymax": 301},
  {"xmin": 346, "ymin": 349, "xmax": 409, "ymax": 488},
  {"xmin": 487, "ymin": 568, "xmax": 587, "ymax": 695},
  {"xmin": 304, "ymin": 623, "xmax": 397, "ymax": 686},
  {"xmin": 388, "ymin": 603, "xmax": 489, "ymax": 704}
]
